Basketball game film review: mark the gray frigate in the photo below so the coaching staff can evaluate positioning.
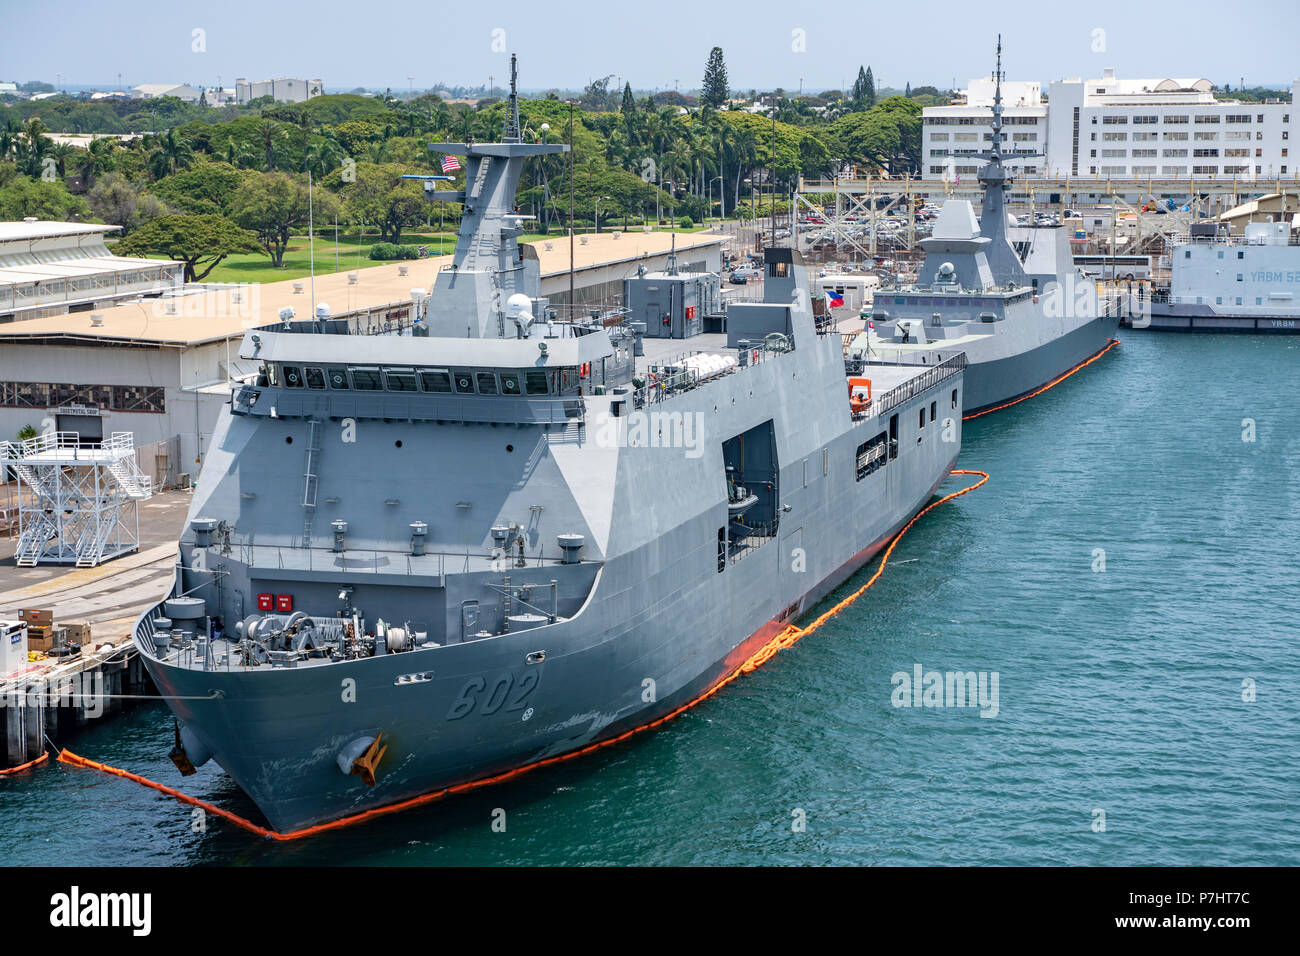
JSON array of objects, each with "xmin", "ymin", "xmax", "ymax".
[
  {"xmin": 848, "ymin": 39, "xmax": 1120, "ymax": 414},
  {"xmin": 132, "ymin": 58, "xmax": 968, "ymax": 833}
]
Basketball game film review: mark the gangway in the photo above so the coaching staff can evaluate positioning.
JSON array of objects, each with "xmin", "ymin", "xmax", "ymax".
[{"xmin": 0, "ymin": 431, "xmax": 153, "ymax": 567}]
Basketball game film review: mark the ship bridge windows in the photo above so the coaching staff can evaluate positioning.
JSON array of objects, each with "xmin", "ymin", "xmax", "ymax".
[
  {"xmin": 275, "ymin": 363, "xmax": 559, "ymax": 397},
  {"xmin": 524, "ymin": 370, "xmax": 549, "ymax": 395},
  {"xmin": 419, "ymin": 369, "xmax": 452, "ymax": 392},
  {"xmin": 384, "ymin": 367, "xmax": 419, "ymax": 392},
  {"xmin": 349, "ymin": 366, "xmax": 384, "ymax": 390}
]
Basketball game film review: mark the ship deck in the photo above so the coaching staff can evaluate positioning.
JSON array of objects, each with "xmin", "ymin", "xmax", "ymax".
[{"xmin": 636, "ymin": 331, "xmax": 939, "ymax": 392}]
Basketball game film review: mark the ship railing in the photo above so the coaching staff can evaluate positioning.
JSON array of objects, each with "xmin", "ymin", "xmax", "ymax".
[
  {"xmin": 1167, "ymin": 233, "xmax": 1300, "ymax": 247},
  {"xmin": 727, "ymin": 517, "xmax": 780, "ymax": 564},
  {"xmin": 873, "ymin": 353, "xmax": 967, "ymax": 418},
  {"xmin": 631, "ymin": 340, "xmax": 791, "ymax": 409},
  {"xmin": 235, "ymin": 543, "xmax": 576, "ymax": 575}
]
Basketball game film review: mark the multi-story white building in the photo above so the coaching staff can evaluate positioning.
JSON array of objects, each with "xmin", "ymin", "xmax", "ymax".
[
  {"xmin": 234, "ymin": 77, "xmax": 324, "ymax": 105},
  {"xmin": 923, "ymin": 69, "xmax": 1297, "ymax": 182},
  {"xmin": 923, "ymin": 79, "xmax": 1047, "ymax": 182}
]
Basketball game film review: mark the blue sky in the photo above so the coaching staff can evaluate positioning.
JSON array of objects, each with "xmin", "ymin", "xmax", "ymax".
[{"xmin": 1, "ymin": 0, "xmax": 1296, "ymax": 93}]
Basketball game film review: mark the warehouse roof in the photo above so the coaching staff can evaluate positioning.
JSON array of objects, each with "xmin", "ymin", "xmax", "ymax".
[{"xmin": 0, "ymin": 230, "xmax": 728, "ymax": 347}]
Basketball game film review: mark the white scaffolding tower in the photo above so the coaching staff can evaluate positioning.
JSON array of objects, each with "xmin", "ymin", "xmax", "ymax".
[{"xmin": 0, "ymin": 431, "xmax": 153, "ymax": 568}]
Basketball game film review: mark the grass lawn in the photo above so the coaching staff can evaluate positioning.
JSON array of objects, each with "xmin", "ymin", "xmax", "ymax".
[{"xmin": 115, "ymin": 223, "xmax": 716, "ymax": 285}]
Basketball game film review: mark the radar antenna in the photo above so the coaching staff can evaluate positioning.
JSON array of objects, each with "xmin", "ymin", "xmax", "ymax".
[{"xmin": 504, "ymin": 53, "xmax": 522, "ymax": 143}]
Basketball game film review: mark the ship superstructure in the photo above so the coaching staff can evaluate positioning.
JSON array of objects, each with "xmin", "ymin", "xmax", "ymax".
[
  {"xmin": 848, "ymin": 39, "xmax": 1119, "ymax": 414},
  {"xmin": 133, "ymin": 58, "xmax": 968, "ymax": 832},
  {"xmin": 1138, "ymin": 219, "xmax": 1300, "ymax": 332}
]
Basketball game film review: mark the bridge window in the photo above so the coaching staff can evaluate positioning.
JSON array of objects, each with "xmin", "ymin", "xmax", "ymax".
[
  {"xmin": 419, "ymin": 369, "xmax": 452, "ymax": 392},
  {"xmin": 304, "ymin": 367, "xmax": 327, "ymax": 389},
  {"xmin": 326, "ymin": 367, "xmax": 350, "ymax": 389},
  {"xmin": 500, "ymin": 372, "xmax": 521, "ymax": 395},
  {"xmin": 453, "ymin": 371, "xmax": 476, "ymax": 394},
  {"xmin": 349, "ymin": 366, "xmax": 383, "ymax": 390},
  {"xmin": 384, "ymin": 367, "xmax": 418, "ymax": 392},
  {"xmin": 281, "ymin": 365, "xmax": 304, "ymax": 388},
  {"xmin": 475, "ymin": 372, "xmax": 499, "ymax": 395},
  {"xmin": 524, "ymin": 370, "xmax": 549, "ymax": 395}
]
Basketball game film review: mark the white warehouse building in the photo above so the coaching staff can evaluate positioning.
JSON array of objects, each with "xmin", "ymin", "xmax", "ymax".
[
  {"xmin": 235, "ymin": 77, "xmax": 324, "ymax": 105},
  {"xmin": 924, "ymin": 70, "xmax": 1298, "ymax": 183}
]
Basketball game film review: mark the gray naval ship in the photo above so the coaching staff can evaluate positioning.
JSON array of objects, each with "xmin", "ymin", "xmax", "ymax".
[
  {"xmin": 132, "ymin": 59, "xmax": 967, "ymax": 833},
  {"xmin": 849, "ymin": 39, "xmax": 1119, "ymax": 415}
]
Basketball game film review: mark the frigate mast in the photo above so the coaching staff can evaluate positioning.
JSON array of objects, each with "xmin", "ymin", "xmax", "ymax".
[
  {"xmin": 976, "ymin": 35, "xmax": 1028, "ymax": 285},
  {"xmin": 504, "ymin": 53, "xmax": 522, "ymax": 143}
]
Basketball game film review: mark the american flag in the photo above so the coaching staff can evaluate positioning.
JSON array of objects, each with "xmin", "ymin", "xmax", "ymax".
[{"xmin": 441, "ymin": 154, "xmax": 461, "ymax": 174}]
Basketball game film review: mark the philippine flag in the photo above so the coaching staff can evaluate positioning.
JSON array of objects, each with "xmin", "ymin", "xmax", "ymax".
[
  {"xmin": 441, "ymin": 154, "xmax": 462, "ymax": 173},
  {"xmin": 826, "ymin": 290, "xmax": 844, "ymax": 308}
]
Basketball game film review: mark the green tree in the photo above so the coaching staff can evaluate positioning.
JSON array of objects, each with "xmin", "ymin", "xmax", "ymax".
[
  {"xmin": 114, "ymin": 214, "xmax": 262, "ymax": 282},
  {"xmin": 148, "ymin": 161, "xmax": 246, "ymax": 215},
  {"xmin": 0, "ymin": 175, "xmax": 89, "ymax": 219},
  {"xmin": 88, "ymin": 173, "xmax": 172, "ymax": 232},
  {"xmin": 228, "ymin": 171, "xmax": 337, "ymax": 266},
  {"xmin": 701, "ymin": 47, "xmax": 729, "ymax": 110},
  {"xmin": 864, "ymin": 67, "xmax": 876, "ymax": 109},
  {"xmin": 334, "ymin": 162, "xmax": 430, "ymax": 243}
]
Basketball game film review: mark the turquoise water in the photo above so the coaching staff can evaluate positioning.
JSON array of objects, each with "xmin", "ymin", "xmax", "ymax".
[{"xmin": 4, "ymin": 332, "xmax": 1298, "ymax": 866}]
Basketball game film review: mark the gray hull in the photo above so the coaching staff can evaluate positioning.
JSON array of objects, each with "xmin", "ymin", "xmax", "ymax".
[
  {"xmin": 962, "ymin": 313, "xmax": 1119, "ymax": 415},
  {"xmin": 1133, "ymin": 301, "xmax": 1300, "ymax": 334},
  {"xmin": 143, "ymin": 456, "xmax": 955, "ymax": 833},
  {"xmin": 137, "ymin": 333, "xmax": 964, "ymax": 833}
]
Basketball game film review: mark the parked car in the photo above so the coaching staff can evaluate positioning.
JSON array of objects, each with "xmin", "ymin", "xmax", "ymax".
[{"xmin": 730, "ymin": 267, "xmax": 762, "ymax": 284}]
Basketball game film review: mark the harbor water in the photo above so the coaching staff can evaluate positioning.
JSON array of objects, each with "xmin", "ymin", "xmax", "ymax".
[{"xmin": 2, "ymin": 331, "xmax": 1297, "ymax": 865}]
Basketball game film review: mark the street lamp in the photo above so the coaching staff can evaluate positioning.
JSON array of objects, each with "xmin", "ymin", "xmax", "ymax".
[{"xmin": 594, "ymin": 195, "xmax": 610, "ymax": 234}]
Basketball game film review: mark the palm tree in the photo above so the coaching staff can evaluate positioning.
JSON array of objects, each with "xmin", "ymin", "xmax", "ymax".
[
  {"xmin": 302, "ymin": 138, "xmax": 345, "ymax": 179},
  {"xmin": 146, "ymin": 128, "xmax": 192, "ymax": 180},
  {"xmin": 47, "ymin": 142, "xmax": 78, "ymax": 178},
  {"xmin": 258, "ymin": 120, "xmax": 286, "ymax": 171},
  {"xmin": 18, "ymin": 118, "xmax": 50, "ymax": 177},
  {"xmin": 0, "ymin": 120, "xmax": 21, "ymax": 161},
  {"xmin": 730, "ymin": 126, "xmax": 759, "ymax": 212}
]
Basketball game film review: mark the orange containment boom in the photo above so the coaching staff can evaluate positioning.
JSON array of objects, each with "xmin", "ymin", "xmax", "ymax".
[
  {"xmin": 0, "ymin": 751, "xmax": 49, "ymax": 775},
  {"xmin": 56, "ymin": 469, "xmax": 990, "ymax": 841}
]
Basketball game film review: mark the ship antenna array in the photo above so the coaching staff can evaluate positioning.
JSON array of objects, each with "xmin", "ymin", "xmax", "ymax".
[
  {"xmin": 991, "ymin": 34, "xmax": 1004, "ymax": 159},
  {"xmin": 504, "ymin": 53, "xmax": 521, "ymax": 143}
]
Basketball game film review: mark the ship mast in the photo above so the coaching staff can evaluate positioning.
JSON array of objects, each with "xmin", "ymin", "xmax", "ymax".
[
  {"xmin": 504, "ymin": 53, "xmax": 522, "ymax": 144},
  {"xmin": 976, "ymin": 34, "xmax": 1026, "ymax": 286}
]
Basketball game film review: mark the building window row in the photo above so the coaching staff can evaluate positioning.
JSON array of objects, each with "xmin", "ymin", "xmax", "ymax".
[{"xmin": 0, "ymin": 382, "xmax": 166, "ymax": 413}]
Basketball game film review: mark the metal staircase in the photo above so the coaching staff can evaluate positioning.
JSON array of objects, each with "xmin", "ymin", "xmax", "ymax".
[{"xmin": 1, "ymin": 430, "xmax": 153, "ymax": 567}]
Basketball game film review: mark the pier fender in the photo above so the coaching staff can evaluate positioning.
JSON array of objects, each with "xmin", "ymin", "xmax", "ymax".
[
  {"xmin": 337, "ymin": 732, "xmax": 388, "ymax": 787},
  {"xmin": 168, "ymin": 721, "xmax": 212, "ymax": 776}
]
